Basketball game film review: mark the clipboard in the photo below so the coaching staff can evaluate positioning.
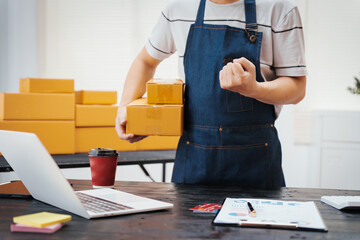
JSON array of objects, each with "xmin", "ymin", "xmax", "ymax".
[
  {"xmin": 0, "ymin": 181, "xmax": 33, "ymax": 199},
  {"xmin": 212, "ymin": 198, "xmax": 328, "ymax": 232}
]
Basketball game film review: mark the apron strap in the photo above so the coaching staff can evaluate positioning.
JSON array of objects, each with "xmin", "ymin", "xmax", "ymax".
[
  {"xmin": 245, "ymin": 0, "xmax": 258, "ymax": 43},
  {"xmin": 195, "ymin": 0, "xmax": 258, "ymax": 42},
  {"xmin": 195, "ymin": 0, "xmax": 206, "ymax": 26}
]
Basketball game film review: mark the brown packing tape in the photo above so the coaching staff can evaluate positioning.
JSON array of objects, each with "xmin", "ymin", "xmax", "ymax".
[
  {"xmin": 146, "ymin": 107, "xmax": 162, "ymax": 119},
  {"xmin": 146, "ymin": 79, "xmax": 184, "ymax": 104},
  {"xmin": 19, "ymin": 78, "xmax": 29, "ymax": 92},
  {"xmin": 156, "ymin": 85, "xmax": 173, "ymax": 103}
]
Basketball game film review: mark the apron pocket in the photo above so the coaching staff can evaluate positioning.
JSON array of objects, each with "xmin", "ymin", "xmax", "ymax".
[
  {"xmin": 221, "ymin": 143, "xmax": 270, "ymax": 187},
  {"xmin": 182, "ymin": 142, "xmax": 222, "ymax": 184},
  {"xmin": 182, "ymin": 141, "xmax": 269, "ymax": 186},
  {"xmin": 226, "ymin": 91, "xmax": 253, "ymax": 112}
]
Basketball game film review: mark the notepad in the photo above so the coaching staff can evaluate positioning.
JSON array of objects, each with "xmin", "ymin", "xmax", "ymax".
[
  {"xmin": 10, "ymin": 223, "xmax": 65, "ymax": 234},
  {"xmin": 13, "ymin": 212, "xmax": 71, "ymax": 228},
  {"xmin": 213, "ymin": 198, "xmax": 328, "ymax": 232}
]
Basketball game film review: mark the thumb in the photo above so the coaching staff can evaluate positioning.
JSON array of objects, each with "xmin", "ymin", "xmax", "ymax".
[{"xmin": 120, "ymin": 118, "xmax": 127, "ymax": 126}]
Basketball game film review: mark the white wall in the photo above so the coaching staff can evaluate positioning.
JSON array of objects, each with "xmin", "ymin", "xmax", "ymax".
[
  {"xmin": 283, "ymin": 0, "xmax": 360, "ymax": 189},
  {"xmin": 304, "ymin": 0, "xmax": 360, "ymax": 111},
  {"xmin": 0, "ymin": 0, "xmax": 38, "ymax": 93},
  {"xmin": 37, "ymin": 0, "xmax": 177, "ymax": 95}
]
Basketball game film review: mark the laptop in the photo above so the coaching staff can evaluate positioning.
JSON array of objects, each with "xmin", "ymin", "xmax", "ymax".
[{"xmin": 0, "ymin": 130, "xmax": 173, "ymax": 219}]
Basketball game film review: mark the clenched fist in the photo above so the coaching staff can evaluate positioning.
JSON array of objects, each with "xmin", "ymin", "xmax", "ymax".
[{"xmin": 219, "ymin": 57, "xmax": 259, "ymax": 98}]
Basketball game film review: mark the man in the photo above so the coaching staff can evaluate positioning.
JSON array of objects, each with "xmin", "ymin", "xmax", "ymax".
[{"xmin": 116, "ymin": 0, "xmax": 306, "ymax": 188}]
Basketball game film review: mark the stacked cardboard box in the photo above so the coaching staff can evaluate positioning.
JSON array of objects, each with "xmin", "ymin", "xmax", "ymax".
[
  {"xmin": 127, "ymin": 79, "xmax": 184, "ymax": 136},
  {"xmin": 0, "ymin": 79, "xmax": 180, "ymax": 155},
  {"xmin": 74, "ymin": 90, "xmax": 131, "ymax": 152},
  {"xmin": 75, "ymin": 90, "xmax": 179, "ymax": 152},
  {"xmin": 0, "ymin": 78, "xmax": 75, "ymax": 154}
]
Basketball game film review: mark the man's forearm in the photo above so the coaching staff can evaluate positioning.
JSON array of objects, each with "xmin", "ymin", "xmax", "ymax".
[
  {"xmin": 219, "ymin": 58, "xmax": 306, "ymax": 106},
  {"xmin": 119, "ymin": 48, "xmax": 160, "ymax": 109},
  {"xmin": 250, "ymin": 76, "xmax": 306, "ymax": 105}
]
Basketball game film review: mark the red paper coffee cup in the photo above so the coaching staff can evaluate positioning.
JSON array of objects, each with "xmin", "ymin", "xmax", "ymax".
[{"xmin": 89, "ymin": 148, "xmax": 118, "ymax": 188}]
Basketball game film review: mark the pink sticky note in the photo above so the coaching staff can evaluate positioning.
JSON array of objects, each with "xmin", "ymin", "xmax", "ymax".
[{"xmin": 10, "ymin": 223, "xmax": 65, "ymax": 234}]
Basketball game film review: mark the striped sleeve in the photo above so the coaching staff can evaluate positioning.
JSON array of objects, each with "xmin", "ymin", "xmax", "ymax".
[
  {"xmin": 272, "ymin": 6, "xmax": 307, "ymax": 76},
  {"xmin": 145, "ymin": 6, "xmax": 176, "ymax": 61}
]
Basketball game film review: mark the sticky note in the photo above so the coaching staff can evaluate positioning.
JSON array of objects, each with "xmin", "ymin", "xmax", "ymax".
[
  {"xmin": 10, "ymin": 223, "xmax": 65, "ymax": 234},
  {"xmin": 13, "ymin": 212, "xmax": 71, "ymax": 228}
]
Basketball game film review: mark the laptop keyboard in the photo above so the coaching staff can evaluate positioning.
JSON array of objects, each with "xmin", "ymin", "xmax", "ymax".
[{"xmin": 76, "ymin": 192, "xmax": 133, "ymax": 213}]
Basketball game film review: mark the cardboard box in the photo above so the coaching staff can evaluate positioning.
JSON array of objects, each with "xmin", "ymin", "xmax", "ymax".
[
  {"xmin": 19, "ymin": 78, "xmax": 74, "ymax": 93},
  {"xmin": 147, "ymin": 78, "xmax": 184, "ymax": 104},
  {"xmin": 126, "ymin": 98, "xmax": 183, "ymax": 136},
  {"xmin": 0, "ymin": 120, "xmax": 75, "ymax": 154},
  {"xmin": 75, "ymin": 105, "xmax": 118, "ymax": 127},
  {"xmin": 75, "ymin": 91, "xmax": 117, "ymax": 105},
  {"xmin": 136, "ymin": 136, "xmax": 180, "ymax": 150},
  {"xmin": 75, "ymin": 127, "xmax": 136, "ymax": 153},
  {"xmin": 0, "ymin": 93, "xmax": 75, "ymax": 120}
]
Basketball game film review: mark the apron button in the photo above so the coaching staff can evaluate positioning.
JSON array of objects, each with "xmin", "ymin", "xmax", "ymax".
[
  {"xmin": 186, "ymin": 141, "xmax": 190, "ymax": 145},
  {"xmin": 265, "ymin": 143, "xmax": 268, "ymax": 147},
  {"xmin": 270, "ymin": 124, "xmax": 274, "ymax": 127},
  {"xmin": 250, "ymin": 35, "xmax": 256, "ymax": 43},
  {"xmin": 219, "ymin": 127, "xmax": 223, "ymax": 131}
]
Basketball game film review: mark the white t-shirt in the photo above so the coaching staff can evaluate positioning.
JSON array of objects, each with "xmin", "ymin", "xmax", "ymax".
[{"xmin": 145, "ymin": 0, "xmax": 307, "ymax": 117}]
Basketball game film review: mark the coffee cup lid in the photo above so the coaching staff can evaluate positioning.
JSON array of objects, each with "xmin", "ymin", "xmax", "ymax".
[{"xmin": 89, "ymin": 148, "xmax": 118, "ymax": 157}]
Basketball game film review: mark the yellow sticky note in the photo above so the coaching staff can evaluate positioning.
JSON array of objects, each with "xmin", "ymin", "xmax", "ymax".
[{"xmin": 13, "ymin": 212, "xmax": 72, "ymax": 228}]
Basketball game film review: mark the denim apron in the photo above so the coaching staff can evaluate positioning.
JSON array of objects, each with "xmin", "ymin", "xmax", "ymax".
[{"xmin": 172, "ymin": 0, "xmax": 285, "ymax": 188}]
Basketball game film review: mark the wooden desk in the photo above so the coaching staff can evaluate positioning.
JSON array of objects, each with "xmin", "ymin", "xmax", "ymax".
[
  {"xmin": 0, "ymin": 150, "xmax": 176, "ymax": 182},
  {"xmin": 1, "ymin": 180, "xmax": 360, "ymax": 239}
]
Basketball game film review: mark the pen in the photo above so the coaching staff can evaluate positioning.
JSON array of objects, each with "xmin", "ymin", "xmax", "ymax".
[
  {"xmin": 247, "ymin": 202, "xmax": 256, "ymax": 217},
  {"xmin": 239, "ymin": 221, "xmax": 298, "ymax": 229}
]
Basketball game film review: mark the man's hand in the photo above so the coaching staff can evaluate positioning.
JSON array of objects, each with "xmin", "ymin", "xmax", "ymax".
[
  {"xmin": 219, "ymin": 57, "xmax": 306, "ymax": 105},
  {"xmin": 219, "ymin": 57, "xmax": 259, "ymax": 98},
  {"xmin": 115, "ymin": 106, "xmax": 146, "ymax": 143}
]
